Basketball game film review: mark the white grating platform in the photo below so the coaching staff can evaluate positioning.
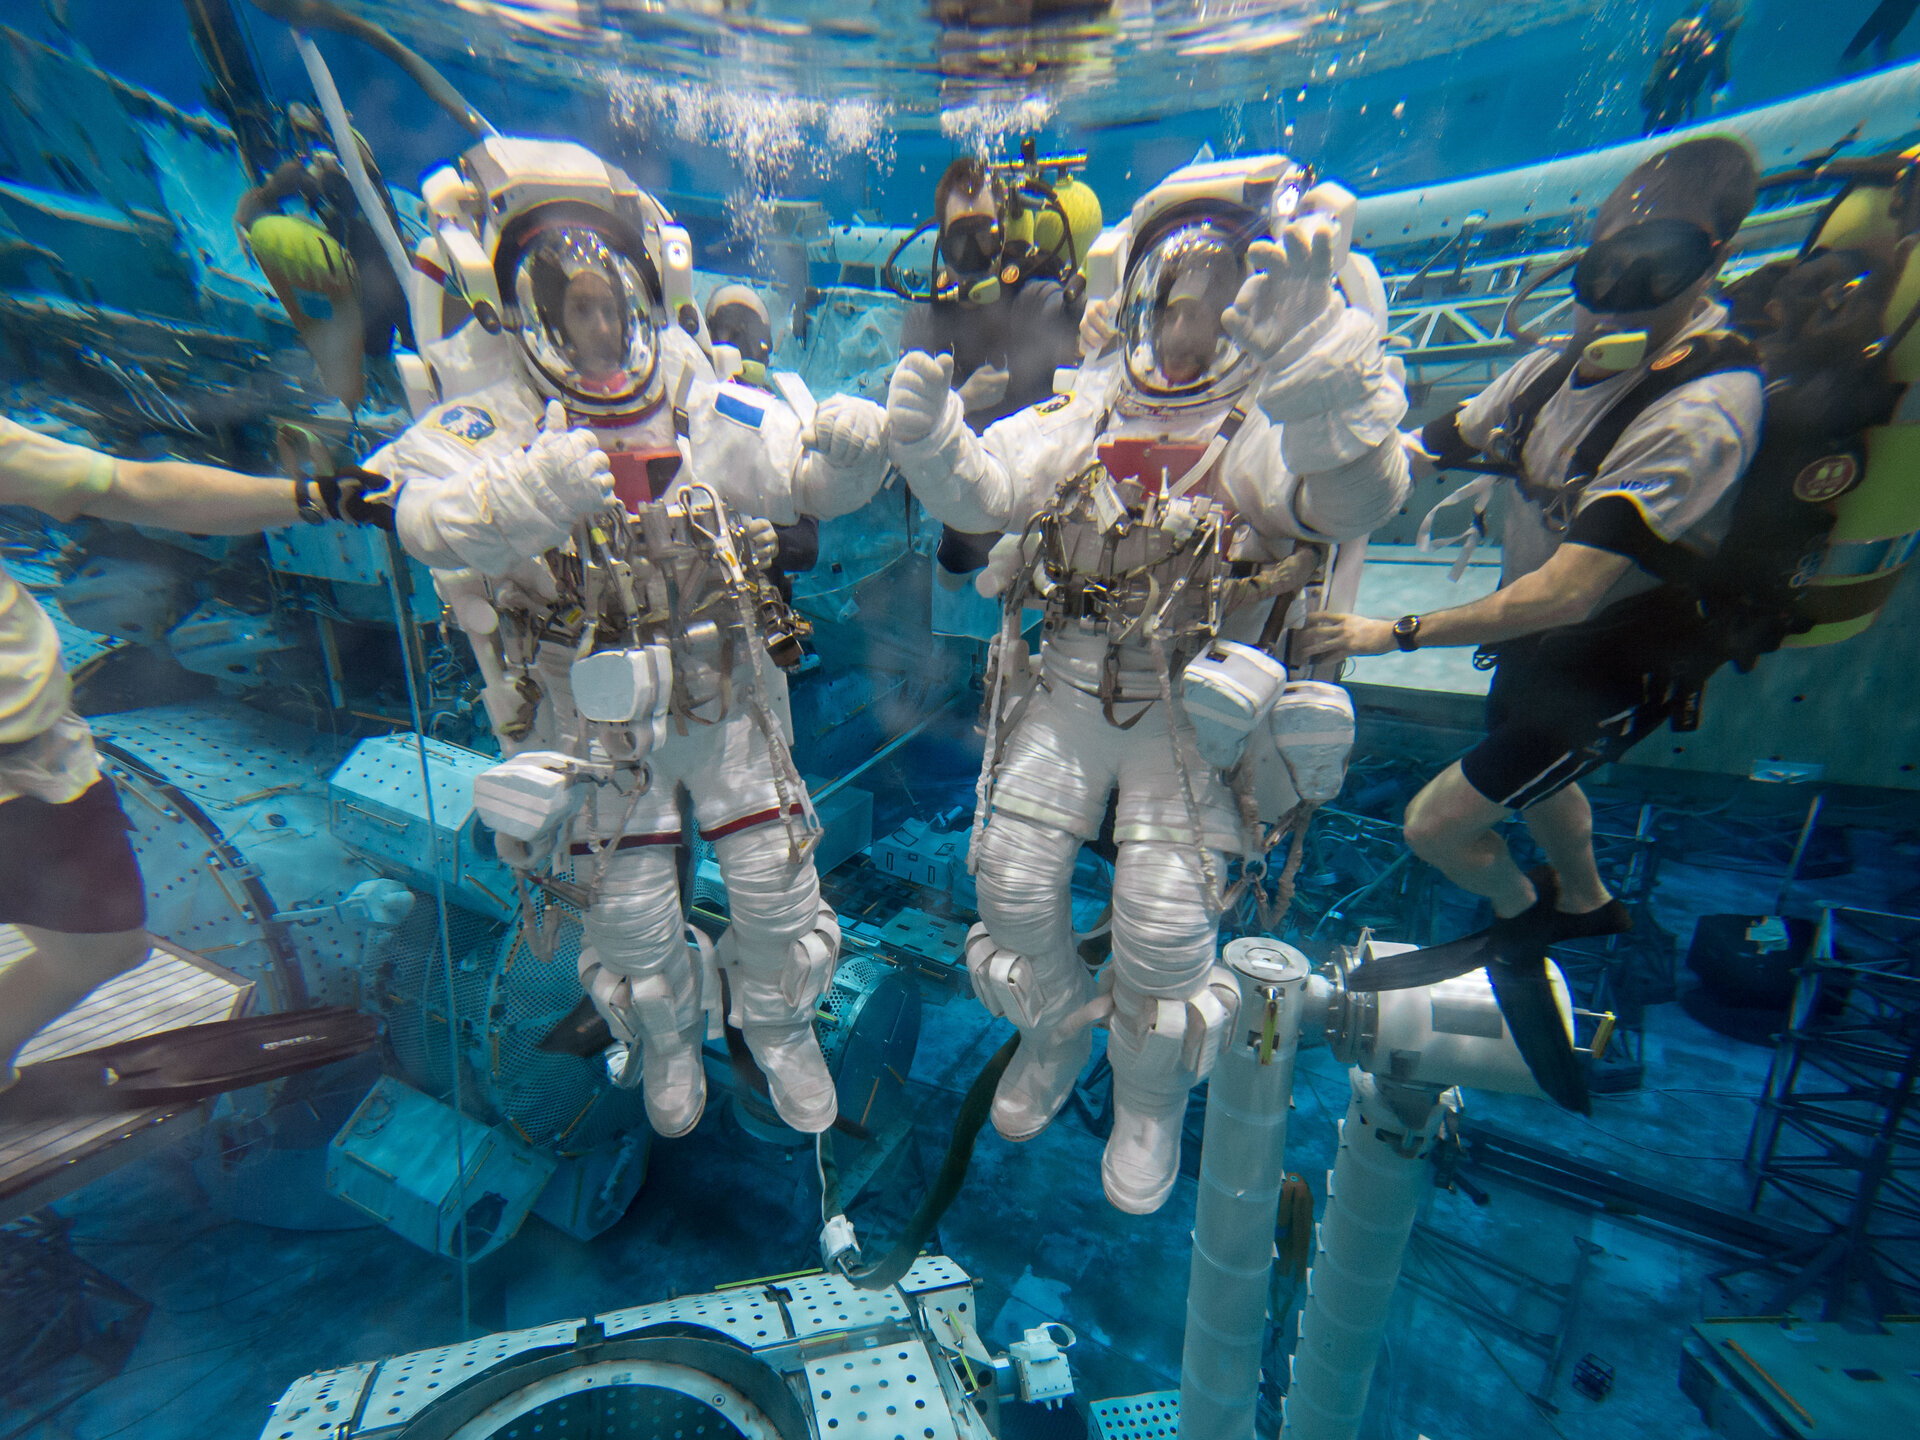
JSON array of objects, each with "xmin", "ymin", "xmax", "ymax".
[
  {"xmin": 258, "ymin": 1361, "xmax": 378, "ymax": 1440},
  {"xmin": 1087, "ymin": 1392, "xmax": 1180, "ymax": 1440},
  {"xmin": 598, "ymin": 1287, "xmax": 794, "ymax": 1347},
  {"xmin": 807, "ymin": 1335, "xmax": 957, "ymax": 1440},
  {"xmin": 0, "ymin": 926, "xmax": 252, "ymax": 1221},
  {"xmin": 354, "ymin": 1321, "xmax": 585, "ymax": 1429},
  {"xmin": 781, "ymin": 1271, "xmax": 914, "ymax": 1337}
]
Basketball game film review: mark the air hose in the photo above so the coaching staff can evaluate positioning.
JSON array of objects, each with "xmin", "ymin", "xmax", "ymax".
[{"xmin": 819, "ymin": 1031, "xmax": 1021, "ymax": 1291}]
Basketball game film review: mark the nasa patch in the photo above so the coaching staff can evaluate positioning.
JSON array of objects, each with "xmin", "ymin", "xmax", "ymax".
[
  {"xmin": 1036, "ymin": 393, "xmax": 1072, "ymax": 415},
  {"xmin": 438, "ymin": 405, "xmax": 497, "ymax": 443},
  {"xmin": 1792, "ymin": 453, "xmax": 1860, "ymax": 503}
]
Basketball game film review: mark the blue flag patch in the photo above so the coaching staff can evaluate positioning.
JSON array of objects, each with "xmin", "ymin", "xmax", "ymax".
[{"xmin": 714, "ymin": 386, "xmax": 766, "ymax": 429}]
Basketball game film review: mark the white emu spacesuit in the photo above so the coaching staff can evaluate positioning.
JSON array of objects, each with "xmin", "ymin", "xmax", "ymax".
[
  {"xmin": 374, "ymin": 138, "xmax": 888, "ymax": 1139},
  {"xmin": 886, "ymin": 156, "xmax": 1410, "ymax": 1212}
]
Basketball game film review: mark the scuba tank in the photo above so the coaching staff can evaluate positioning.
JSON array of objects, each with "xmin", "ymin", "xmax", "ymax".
[{"xmin": 1720, "ymin": 144, "xmax": 1920, "ymax": 652}]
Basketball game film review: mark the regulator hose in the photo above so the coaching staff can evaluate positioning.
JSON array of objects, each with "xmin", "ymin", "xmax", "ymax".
[{"xmin": 824, "ymin": 1030, "xmax": 1021, "ymax": 1291}]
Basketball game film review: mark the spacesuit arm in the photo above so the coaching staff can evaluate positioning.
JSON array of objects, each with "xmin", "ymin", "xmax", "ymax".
[
  {"xmin": 888, "ymin": 351, "xmax": 1108, "ymax": 533},
  {"xmin": 1240, "ymin": 300, "xmax": 1412, "ymax": 542},
  {"xmin": 682, "ymin": 377, "xmax": 888, "ymax": 523},
  {"xmin": 391, "ymin": 402, "xmax": 613, "ymax": 577}
]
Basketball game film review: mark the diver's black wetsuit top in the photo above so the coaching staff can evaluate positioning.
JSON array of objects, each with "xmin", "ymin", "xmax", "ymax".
[{"xmin": 901, "ymin": 277, "xmax": 1084, "ymax": 570}]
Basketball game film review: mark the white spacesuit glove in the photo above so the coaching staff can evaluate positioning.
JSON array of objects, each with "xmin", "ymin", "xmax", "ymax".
[
  {"xmin": 1078, "ymin": 295, "xmax": 1119, "ymax": 356},
  {"xmin": 795, "ymin": 394, "xmax": 888, "ymax": 517},
  {"xmin": 975, "ymin": 532, "xmax": 1037, "ymax": 598},
  {"xmin": 1221, "ymin": 218, "xmax": 1339, "ymax": 368},
  {"xmin": 476, "ymin": 400, "xmax": 615, "ymax": 560},
  {"xmin": 888, "ymin": 352, "xmax": 959, "ymax": 448}
]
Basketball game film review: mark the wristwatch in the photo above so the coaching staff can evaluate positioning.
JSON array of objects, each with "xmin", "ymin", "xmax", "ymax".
[
  {"xmin": 293, "ymin": 474, "xmax": 328, "ymax": 525},
  {"xmin": 1393, "ymin": 614, "xmax": 1422, "ymax": 652}
]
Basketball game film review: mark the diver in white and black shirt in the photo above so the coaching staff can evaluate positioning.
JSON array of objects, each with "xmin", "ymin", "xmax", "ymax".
[{"xmin": 1303, "ymin": 138, "xmax": 1763, "ymax": 1111}]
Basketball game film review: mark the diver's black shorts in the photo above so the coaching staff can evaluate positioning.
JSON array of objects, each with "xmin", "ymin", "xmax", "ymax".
[
  {"xmin": 1459, "ymin": 628, "xmax": 1682, "ymax": 812},
  {"xmin": 0, "ymin": 777, "xmax": 147, "ymax": 933}
]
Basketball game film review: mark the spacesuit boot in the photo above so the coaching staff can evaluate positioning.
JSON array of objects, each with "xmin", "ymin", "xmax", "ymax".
[
  {"xmin": 964, "ymin": 923, "xmax": 1099, "ymax": 1140},
  {"xmin": 1101, "ymin": 974, "xmax": 1240, "ymax": 1214},
  {"xmin": 719, "ymin": 898, "xmax": 842, "ymax": 1134},
  {"xmin": 577, "ymin": 943, "xmax": 709, "ymax": 1139}
]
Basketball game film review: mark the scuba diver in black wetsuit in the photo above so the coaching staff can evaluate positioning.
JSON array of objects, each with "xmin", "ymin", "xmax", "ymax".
[
  {"xmin": 1844, "ymin": 0, "xmax": 1920, "ymax": 67},
  {"xmin": 1642, "ymin": 1, "xmax": 1742, "ymax": 134},
  {"xmin": 898, "ymin": 157, "xmax": 1086, "ymax": 581}
]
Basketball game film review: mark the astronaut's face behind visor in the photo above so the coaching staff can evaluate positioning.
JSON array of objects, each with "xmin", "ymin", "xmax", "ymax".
[
  {"xmin": 513, "ymin": 222, "xmax": 660, "ymax": 407},
  {"xmin": 1124, "ymin": 220, "xmax": 1247, "ymax": 399}
]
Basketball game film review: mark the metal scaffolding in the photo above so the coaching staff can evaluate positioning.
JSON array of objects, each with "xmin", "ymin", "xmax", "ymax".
[{"xmin": 1735, "ymin": 906, "xmax": 1920, "ymax": 1317}]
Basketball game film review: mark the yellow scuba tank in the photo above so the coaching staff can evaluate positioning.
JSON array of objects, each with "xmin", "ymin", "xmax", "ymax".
[
  {"xmin": 1032, "ymin": 174, "xmax": 1103, "ymax": 277},
  {"xmin": 1779, "ymin": 154, "xmax": 1920, "ymax": 647},
  {"xmin": 245, "ymin": 212, "xmax": 366, "ymax": 411}
]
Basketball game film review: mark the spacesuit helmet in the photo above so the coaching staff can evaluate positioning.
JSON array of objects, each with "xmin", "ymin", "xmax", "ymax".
[
  {"xmin": 1106, "ymin": 154, "xmax": 1319, "ymax": 405},
  {"xmin": 496, "ymin": 202, "xmax": 663, "ymax": 414},
  {"xmin": 1120, "ymin": 211, "xmax": 1254, "ymax": 399}
]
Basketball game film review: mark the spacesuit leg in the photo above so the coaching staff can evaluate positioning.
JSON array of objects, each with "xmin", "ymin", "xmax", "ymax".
[
  {"xmin": 1103, "ymin": 840, "xmax": 1242, "ymax": 1215},
  {"xmin": 970, "ymin": 813, "xmax": 1100, "ymax": 1141},
  {"xmin": 713, "ymin": 822, "xmax": 840, "ymax": 1134},
  {"xmin": 578, "ymin": 845, "xmax": 710, "ymax": 1139}
]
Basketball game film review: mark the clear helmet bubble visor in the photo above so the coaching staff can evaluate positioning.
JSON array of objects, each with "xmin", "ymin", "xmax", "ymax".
[
  {"xmin": 1121, "ymin": 215, "xmax": 1251, "ymax": 400},
  {"xmin": 499, "ymin": 209, "xmax": 662, "ymax": 412}
]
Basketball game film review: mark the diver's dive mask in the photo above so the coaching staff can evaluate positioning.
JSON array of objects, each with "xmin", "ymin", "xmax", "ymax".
[
  {"xmin": 934, "ymin": 215, "xmax": 1014, "ymax": 305},
  {"xmin": 1569, "ymin": 218, "xmax": 1719, "ymax": 371},
  {"xmin": 495, "ymin": 202, "xmax": 664, "ymax": 416}
]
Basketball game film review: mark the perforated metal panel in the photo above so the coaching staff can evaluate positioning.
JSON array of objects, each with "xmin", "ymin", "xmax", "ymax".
[
  {"xmin": 356, "ymin": 1321, "xmax": 585, "ymax": 1429},
  {"xmin": 897, "ymin": 1257, "xmax": 971, "ymax": 1295},
  {"xmin": 258, "ymin": 1362, "xmax": 376, "ymax": 1440},
  {"xmin": 597, "ymin": 1289, "xmax": 793, "ymax": 1346},
  {"xmin": 329, "ymin": 734, "xmax": 515, "ymax": 919},
  {"xmin": 485, "ymin": 1383, "xmax": 750, "ymax": 1440},
  {"xmin": 1087, "ymin": 1393, "xmax": 1179, "ymax": 1440},
  {"xmin": 779, "ymin": 1272, "xmax": 911, "ymax": 1337},
  {"xmin": 370, "ymin": 893, "xmax": 653, "ymax": 1158},
  {"xmin": 806, "ymin": 1337, "xmax": 957, "ymax": 1440}
]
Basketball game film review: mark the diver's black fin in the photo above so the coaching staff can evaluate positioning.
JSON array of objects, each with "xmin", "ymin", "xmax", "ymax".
[
  {"xmin": 0, "ymin": 1007, "xmax": 381, "ymax": 1122},
  {"xmin": 1488, "ymin": 957, "xmax": 1591, "ymax": 1115},
  {"xmin": 537, "ymin": 995, "xmax": 614, "ymax": 1057},
  {"xmin": 1346, "ymin": 929, "xmax": 1495, "ymax": 991}
]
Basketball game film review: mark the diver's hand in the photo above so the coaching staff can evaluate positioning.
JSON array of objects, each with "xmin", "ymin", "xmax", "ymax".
[
  {"xmin": 888, "ymin": 352, "xmax": 956, "ymax": 447},
  {"xmin": 802, "ymin": 395, "xmax": 887, "ymax": 473},
  {"xmin": 517, "ymin": 399, "xmax": 616, "ymax": 527},
  {"xmin": 1223, "ymin": 220, "xmax": 1338, "ymax": 366},
  {"xmin": 1297, "ymin": 611, "xmax": 1395, "ymax": 663},
  {"xmin": 957, "ymin": 361, "xmax": 1009, "ymax": 415},
  {"xmin": 744, "ymin": 516, "xmax": 780, "ymax": 570},
  {"xmin": 311, "ymin": 469, "xmax": 399, "ymax": 530},
  {"xmin": 1078, "ymin": 295, "xmax": 1118, "ymax": 355}
]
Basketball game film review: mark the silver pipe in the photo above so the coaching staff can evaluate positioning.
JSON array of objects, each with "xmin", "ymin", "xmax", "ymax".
[
  {"xmin": 1282, "ymin": 1073, "xmax": 1456, "ymax": 1440},
  {"xmin": 1178, "ymin": 938, "xmax": 1312, "ymax": 1440}
]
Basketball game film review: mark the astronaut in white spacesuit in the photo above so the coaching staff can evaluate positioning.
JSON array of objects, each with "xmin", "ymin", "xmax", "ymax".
[
  {"xmin": 886, "ymin": 156, "xmax": 1411, "ymax": 1212},
  {"xmin": 373, "ymin": 138, "xmax": 889, "ymax": 1139}
]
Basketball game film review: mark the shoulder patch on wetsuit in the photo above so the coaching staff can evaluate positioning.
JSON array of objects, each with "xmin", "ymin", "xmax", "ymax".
[
  {"xmin": 436, "ymin": 404, "xmax": 496, "ymax": 443},
  {"xmin": 714, "ymin": 384, "xmax": 766, "ymax": 429}
]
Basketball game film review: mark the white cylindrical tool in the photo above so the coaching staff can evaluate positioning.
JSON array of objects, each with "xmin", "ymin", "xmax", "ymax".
[
  {"xmin": 1282, "ymin": 1071, "xmax": 1455, "ymax": 1440},
  {"xmin": 1179, "ymin": 938, "xmax": 1313, "ymax": 1440}
]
